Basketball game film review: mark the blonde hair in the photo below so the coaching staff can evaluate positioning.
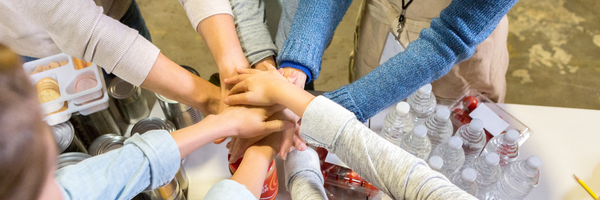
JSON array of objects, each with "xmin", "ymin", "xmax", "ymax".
[{"xmin": 0, "ymin": 44, "xmax": 50, "ymax": 200}]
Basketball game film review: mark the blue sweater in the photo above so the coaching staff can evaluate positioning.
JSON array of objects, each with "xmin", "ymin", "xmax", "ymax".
[{"xmin": 277, "ymin": 0, "xmax": 518, "ymax": 122}]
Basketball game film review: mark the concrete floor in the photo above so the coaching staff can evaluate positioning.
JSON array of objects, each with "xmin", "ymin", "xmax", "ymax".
[{"xmin": 138, "ymin": 0, "xmax": 600, "ymax": 110}]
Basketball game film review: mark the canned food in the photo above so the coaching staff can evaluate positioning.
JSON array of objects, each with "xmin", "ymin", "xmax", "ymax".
[
  {"xmin": 156, "ymin": 94, "xmax": 203, "ymax": 130},
  {"xmin": 108, "ymin": 77, "xmax": 149, "ymax": 124},
  {"xmin": 69, "ymin": 108, "xmax": 122, "ymax": 148},
  {"xmin": 229, "ymin": 155, "xmax": 278, "ymax": 200},
  {"xmin": 51, "ymin": 121, "xmax": 87, "ymax": 154},
  {"xmin": 88, "ymin": 134, "xmax": 126, "ymax": 156},
  {"xmin": 132, "ymin": 117, "xmax": 187, "ymax": 194},
  {"xmin": 143, "ymin": 178, "xmax": 186, "ymax": 200},
  {"xmin": 57, "ymin": 152, "xmax": 91, "ymax": 170}
]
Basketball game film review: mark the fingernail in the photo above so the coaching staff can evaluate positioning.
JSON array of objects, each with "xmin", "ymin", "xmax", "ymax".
[
  {"xmin": 224, "ymin": 98, "xmax": 230, "ymax": 105},
  {"xmin": 301, "ymin": 143, "xmax": 307, "ymax": 151},
  {"xmin": 282, "ymin": 153, "xmax": 287, "ymax": 160},
  {"xmin": 290, "ymin": 71, "xmax": 298, "ymax": 79}
]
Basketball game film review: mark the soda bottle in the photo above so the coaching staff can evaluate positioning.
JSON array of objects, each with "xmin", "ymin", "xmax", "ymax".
[
  {"xmin": 407, "ymin": 84, "xmax": 436, "ymax": 125},
  {"xmin": 456, "ymin": 118, "xmax": 486, "ymax": 166},
  {"xmin": 424, "ymin": 107, "xmax": 453, "ymax": 153},
  {"xmin": 400, "ymin": 125, "xmax": 431, "ymax": 160},
  {"xmin": 450, "ymin": 168, "xmax": 478, "ymax": 196},
  {"xmin": 488, "ymin": 156, "xmax": 541, "ymax": 200},
  {"xmin": 468, "ymin": 152, "xmax": 501, "ymax": 199},
  {"xmin": 381, "ymin": 102, "xmax": 415, "ymax": 146},
  {"xmin": 482, "ymin": 129, "xmax": 520, "ymax": 166},
  {"xmin": 431, "ymin": 136, "xmax": 465, "ymax": 177}
]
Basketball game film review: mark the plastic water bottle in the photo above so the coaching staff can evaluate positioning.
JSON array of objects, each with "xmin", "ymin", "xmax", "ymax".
[
  {"xmin": 381, "ymin": 102, "xmax": 415, "ymax": 146},
  {"xmin": 450, "ymin": 168, "xmax": 478, "ymax": 196},
  {"xmin": 468, "ymin": 152, "xmax": 501, "ymax": 199},
  {"xmin": 400, "ymin": 125, "xmax": 431, "ymax": 160},
  {"xmin": 407, "ymin": 84, "xmax": 436, "ymax": 125},
  {"xmin": 428, "ymin": 155, "xmax": 444, "ymax": 172},
  {"xmin": 424, "ymin": 107, "xmax": 453, "ymax": 153},
  {"xmin": 482, "ymin": 129, "xmax": 520, "ymax": 166},
  {"xmin": 488, "ymin": 156, "xmax": 542, "ymax": 200},
  {"xmin": 431, "ymin": 136, "xmax": 465, "ymax": 177},
  {"xmin": 456, "ymin": 118, "xmax": 486, "ymax": 166}
]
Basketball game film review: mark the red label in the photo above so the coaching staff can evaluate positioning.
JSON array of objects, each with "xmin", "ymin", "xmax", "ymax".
[{"xmin": 229, "ymin": 155, "xmax": 278, "ymax": 200}]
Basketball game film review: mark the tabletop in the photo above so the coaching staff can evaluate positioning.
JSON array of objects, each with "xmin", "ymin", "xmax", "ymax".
[{"xmin": 141, "ymin": 101, "xmax": 600, "ymax": 200}]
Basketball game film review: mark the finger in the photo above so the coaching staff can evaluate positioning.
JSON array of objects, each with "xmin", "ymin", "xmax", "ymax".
[
  {"xmin": 292, "ymin": 135, "xmax": 307, "ymax": 151},
  {"xmin": 224, "ymin": 74, "xmax": 252, "ymax": 85},
  {"xmin": 265, "ymin": 63, "xmax": 277, "ymax": 71},
  {"xmin": 213, "ymin": 137, "xmax": 227, "ymax": 144},
  {"xmin": 286, "ymin": 72, "xmax": 298, "ymax": 83},
  {"xmin": 262, "ymin": 120, "xmax": 294, "ymax": 135},
  {"xmin": 228, "ymin": 81, "xmax": 249, "ymax": 95},
  {"xmin": 225, "ymin": 93, "xmax": 257, "ymax": 106},
  {"xmin": 279, "ymin": 125, "xmax": 296, "ymax": 160},
  {"xmin": 264, "ymin": 104, "xmax": 286, "ymax": 116},
  {"xmin": 237, "ymin": 68, "xmax": 262, "ymax": 75},
  {"xmin": 278, "ymin": 68, "xmax": 284, "ymax": 75}
]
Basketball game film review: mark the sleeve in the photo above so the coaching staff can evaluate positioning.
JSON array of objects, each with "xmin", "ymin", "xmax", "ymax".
[
  {"xmin": 178, "ymin": 0, "xmax": 234, "ymax": 31},
  {"xmin": 2, "ymin": 0, "xmax": 160, "ymax": 86},
  {"xmin": 299, "ymin": 96, "xmax": 476, "ymax": 199},
  {"xmin": 204, "ymin": 180, "xmax": 257, "ymax": 200},
  {"xmin": 323, "ymin": 0, "xmax": 518, "ymax": 122},
  {"xmin": 284, "ymin": 148, "xmax": 327, "ymax": 200},
  {"xmin": 276, "ymin": 0, "xmax": 353, "ymax": 81},
  {"xmin": 230, "ymin": 0, "xmax": 278, "ymax": 65},
  {"xmin": 56, "ymin": 130, "xmax": 181, "ymax": 200}
]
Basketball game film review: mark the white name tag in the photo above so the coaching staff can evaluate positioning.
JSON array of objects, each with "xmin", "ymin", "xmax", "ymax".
[
  {"xmin": 379, "ymin": 32, "xmax": 405, "ymax": 65},
  {"xmin": 469, "ymin": 103, "xmax": 510, "ymax": 136}
]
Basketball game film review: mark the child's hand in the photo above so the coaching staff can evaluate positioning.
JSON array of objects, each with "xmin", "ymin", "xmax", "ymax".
[
  {"xmin": 218, "ymin": 105, "xmax": 294, "ymax": 139},
  {"xmin": 223, "ymin": 67, "xmax": 298, "ymax": 106}
]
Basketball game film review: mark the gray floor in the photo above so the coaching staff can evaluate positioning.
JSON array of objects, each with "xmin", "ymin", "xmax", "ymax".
[{"xmin": 137, "ymin": 0, "xmax": 600, "ymax": 110}]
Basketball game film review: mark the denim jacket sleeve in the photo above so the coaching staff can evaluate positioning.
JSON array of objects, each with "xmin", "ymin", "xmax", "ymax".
[
  {"xmin": 230, "ymin": 0, "xmax": 278, "ymax": 65},
  {"xmin": 299, "ymin": 96, "xmax": 476, "ymax": 199},
  {"xmin": 56, "ymin": 130, "xmax": 180, "ymax": 200},
  {"xmin": 278, "ymin": 0, "xmax": 517, "ymax": 122}
]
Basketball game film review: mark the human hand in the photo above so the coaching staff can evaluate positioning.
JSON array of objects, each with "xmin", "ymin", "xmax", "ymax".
[
  {"xmin": 252, "ymin": 56, "xmax": 276, "ymax": 71},
  {"xmin": 224, "ymin": 67, "xmax": 299, "ymax": 106},
  {"xmin": 217, "ymin": 105, "xmax": 293, "ymax": 139},
  {"xmin": 281, "ymin": 67, "xmax": 307, "ymax": 89}
]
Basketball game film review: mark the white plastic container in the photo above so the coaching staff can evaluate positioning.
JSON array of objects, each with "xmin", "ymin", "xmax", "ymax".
[{"xmin": 23, "ymin": 53, "xmax": 108, "ymax": 125}]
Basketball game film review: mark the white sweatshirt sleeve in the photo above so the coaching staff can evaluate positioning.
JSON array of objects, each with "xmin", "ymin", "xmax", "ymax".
[
  {"xmin": 3, "ymin": 0, "xmax": 159, "ymax": 86},
  {"xmin": 178, "ymin": 0, "xmax": 233, "ymax": 31}
]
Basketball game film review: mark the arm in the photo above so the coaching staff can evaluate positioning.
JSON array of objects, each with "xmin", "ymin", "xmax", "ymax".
[
  {"xmin": 285, "ymin": 148, "xmax": 328, "ymax": 200},
  {"xmin": 230, "ymin": 0, "xmax": 277, "ymax": 66}
]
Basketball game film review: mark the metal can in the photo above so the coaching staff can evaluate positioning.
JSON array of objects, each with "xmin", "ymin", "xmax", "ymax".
[
  {"xmin": 108, "ymin": 77, "xmax": 150, "ymax": 124},
  {"xmin": 69, "ymin": 109, "xmax": 122, "ymax": 148},
  {"xmin": 156, "ymin": 94, "xmax": 203, "ymax": 130},
  {"xmin": 229, "ymin": 155, "xmax": 279, "ymax": 200},
  {"xmin": 142, "ymin": 178, "xmax": 186, "ymax": 200},
  {"xmin": 132, "ymin": 117, "xmax": 187, "ymax": 194},
  {"xmin": 57, "ymin": 152, "xmax": 92, "ymax": 170},
  {"xmin": 88, "ymin": 134, "xmax": 126, "ymax": 156},
  {"xmin": 51, "ymin": 121, "xmax": 87, "ymax": 154}
]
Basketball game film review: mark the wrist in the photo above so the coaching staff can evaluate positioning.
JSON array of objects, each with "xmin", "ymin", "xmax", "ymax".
[{"xmin": 246, "ymin": 145, "xmax": 277, "ymax": 161}]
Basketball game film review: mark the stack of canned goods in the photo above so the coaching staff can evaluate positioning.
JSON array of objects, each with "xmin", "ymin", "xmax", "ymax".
[
  {"xmin": 108, "ymin": 77, "xmax": 150, "ymax": 124},
  {"xmin": 56, "ymin": 152, "xmax": 92, "ymax": 170},
  {"xmin": 88, "ymin": 134, "xmax": 126, "ymax": 156},
  {"xmin": 51, "ymin": 121, "xmax": 87, "ymax": 154}
]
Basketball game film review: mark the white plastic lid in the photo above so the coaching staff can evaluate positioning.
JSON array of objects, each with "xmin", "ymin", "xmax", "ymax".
[
  {"xmin": 413, "ymin": 125, "xmax": 427, "ymax": 138},
  {"xmin": 418, "ymin": 84, "xmax": 433, "ymax": 94},
  {"xmin": 485, "ymin": 152, "xmax": 500, "ymax": 166},
  {"xmin": 527, "ymin": 156, "xmax": 542, "ymax": 169},
  {"xmin": 428, "ymin": 156, "xmax": 444, "ymax": 170},
  {"xmin": 468, "ymin": 118, "xmax": 484, "ymax": 132},
  {"xmin": 435, "ymin": 107, "xmax": 450, "ymax": 121},
  {"xmin": 462, "ymin": 168, "xmax": 477, "ymax": 182},
  {"xmin": 448, "ymin": 136, "xmax": 463, "ymax": 149},
  {"xmin": 396, "ymin": 102, "xmax": 411, "ymax": 115},
  {"xmin": 504, "ymin": 129, "xmax": 520, "ymax": 144}
]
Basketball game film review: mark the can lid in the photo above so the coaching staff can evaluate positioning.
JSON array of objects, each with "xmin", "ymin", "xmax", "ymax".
[
  {"xmin": 57, "ymin": 152, "xmax": 91, "ymax": 170},
  {"xmin": 88, "ymin": 134, "xmax": 126, "ymax": 156},
  {"xmin": 131, "ymin": 117, "xmax": 176, "ymax": 135},
  {"xmin": 108, "ymin": 77, "xmax": 137, "ymax": 99},
  {"xmin": 52, "ymin": 121, "xmax": 74, "ymax": 153}
]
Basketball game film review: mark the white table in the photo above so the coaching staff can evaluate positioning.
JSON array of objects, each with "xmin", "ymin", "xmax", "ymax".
[{"xmin": 144, "ymin": 102, "xmax": 600, "ymax": 200}]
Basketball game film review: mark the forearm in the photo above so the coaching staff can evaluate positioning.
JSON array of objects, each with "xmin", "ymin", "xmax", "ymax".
[
  {"xmin": 274, "ymin": 84, "xmax": 315, "ymax": 118},
  {"xmin": 324, "ymin": 0, "xmax": 518, "ymax": 122},
  {"xmin": 141, "ymin": 53, "xmax": 220, "ymax": 115},
  {"xmin": 231, "ymin": 146, "xmax": 275, "ymax": 198},
  {"xmin": 230, "ymin": 0, "xmax": 277, "ymax": 65},
  {"xmin": 170, "ymin": 115, "xmax": 232, "ymax": 158},
  {"xmin": 285, "ymin": 149, "xmax": 327, "ymax": 200}
]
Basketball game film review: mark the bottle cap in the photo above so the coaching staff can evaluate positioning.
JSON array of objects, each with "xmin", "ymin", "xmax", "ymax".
[
  {"xmin": 468, "ymin": 118, "xmax": 484, "ymax": 132},
  {"xmin": 448, "ymin": 136, "xmax": 463, "ymax": 149},
  {"xmin": 396, "ymin": 102, "xmax": 410, "ymax": 115},
  {"xmin": 461, "ymin": 168, "xmax": 477, "ymax": 182},
  {"xmin": 527, "ymin": 156, "xmax": 542, "ymax": 169},
  {"xmin": 413, "ymin": 125, "xmax": 427, "ymax": 138},
  {"xmin": 504, "ymin": 129, "xmax": 520, "ymax": 144},
  {"xmin": 484, "ymin": 152, "xmax": 500, "ymax": 166},
  {"xmin": 435, "ymin": 107, "xmax": 450, "ymax": 121},
  {"xmin": 428, "ymin": 156, "xmax": 444, "ymax": 170},
  {"xmin": 417, "ymin": 84, "xmax": 432, "ymax": 95}
]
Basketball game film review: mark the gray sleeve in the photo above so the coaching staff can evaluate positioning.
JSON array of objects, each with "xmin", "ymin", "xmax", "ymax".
[
  {"xmin": 284, "ymin": 148, "xmax": 327, "ymax": 200},
  {"xmin": 300, "ymin": 96, "xmax": 476, "ymax": 200},
  {"xmin": 275, "ymin": 0, "xmax": 300, "ymax": 50},
  {"xmin": 230, "ymin": 0, "xmax": 277, "ymax": 65}
]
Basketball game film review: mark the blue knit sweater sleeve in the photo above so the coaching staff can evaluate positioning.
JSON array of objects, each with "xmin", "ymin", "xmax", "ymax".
[
  {"xmin": 276, "ymin": 0, "xmax": 353, "ymax": 81},
  {"xmin": 280, "ymin": 0, "xmax": 516, "ymax": 122}
]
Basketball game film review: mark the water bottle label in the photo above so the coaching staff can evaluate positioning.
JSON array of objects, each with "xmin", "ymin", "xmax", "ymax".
[{"xmin": 469, "ymin": 104, "xmax": 509, "ymax": 136}]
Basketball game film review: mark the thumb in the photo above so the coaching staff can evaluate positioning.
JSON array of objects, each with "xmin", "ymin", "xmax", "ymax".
[{"xmin": 225, "ymin": 93, "xmax": 253, "ymax": 106}]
